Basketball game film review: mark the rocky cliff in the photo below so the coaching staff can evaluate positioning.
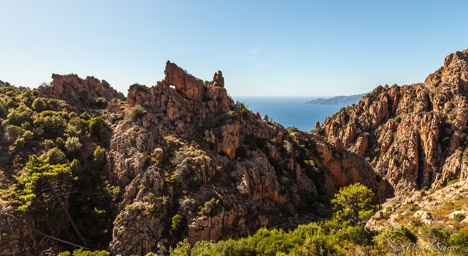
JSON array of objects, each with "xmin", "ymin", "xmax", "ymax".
[
  {"xmin": 37, "ymin": 73, "xmax": 125, "ymax": 111},
  {"xmin": 318, "ymin": 48, "xmax": 468, "ymax": 195},
  {"xmin": 0, "ymin": 61, "xmax": 391, "ymax": 255},
  {"xmin": 106, "ymin": 61, "xmax": 391, "ymax": 255}
]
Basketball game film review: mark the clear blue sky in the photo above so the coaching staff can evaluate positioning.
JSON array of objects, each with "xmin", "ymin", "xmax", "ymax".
[{"xmin": 1, "ymin": 1, "xmax": 468, "ymax": 96}]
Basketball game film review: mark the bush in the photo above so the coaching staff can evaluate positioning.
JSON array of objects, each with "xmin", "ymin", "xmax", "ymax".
[
  {"xmin": 92, "ymin": 146, "xmax": 107, "ymax": 169},
  {"xmin": 57, "ymin": 249, "xmax": 110, "ymax": 256},
  {"xmin": 70, "ymin": 159, "xmax": 82, "ymax": 175},
  {"xmin": 15, "ymin": 154, "xmax": 72, "ymax": 212},
  {"xmin": 7, "ymin": 106, "xmax": 33, "ymax": 126},
  {"xmin": 171, "ymin": 214, "xmax": 183, "ymax": 231},
  {"xmin": 22, "ymin": 130, "xmax": 34, "ymax": 142},
  {"xmin": 47, "ymin": 147, "xmax": 67, "ymax": 164},
  {"xmin": 198, "ymin": 198, "xmax": 219, "ymax": 216},
  {"xmin": 33, "ymin": 114, "xmax": 67, "ymax": 138},
  {"xmin": 6, "ymin": 125, "xmax": 22, "ymax": 141},
  {"xmin": 65, "ymin": 137, "xmax": 82, "ymax": 154},
  {"xmin": 332, "ymin": 183, "xmax": 375, "ymax": 225},
  {"xmin": 335, "ymin": 224, "xmax": 375, "ymax": 245},
  {"xmin": 130, "ymin": 105, "xmax": 147, "ymax": 120},
  {"xmin": 94, "ymin": 97, "xmax": 108, "ymax": 108},
  {"xmin": 454, "ymin": 213, "xmax": 465, "ymax": 222},
  {"xmin": 421, "ymin": 225, "xmax": 452, "ymax": 244},
  {"xmin": 288, "ymin": 126, "xmax": 300, "ymax": 133},
  {"xmin": 450, "ymin": 231, "xmax": 468, "ymax": 253},
  {"xmin": 229, "ymin": 110, "xmax": 239, "ymax": 120},
  {"xmin": 89, "ymin": 117, "xmax": 109, "ymax": 139},
  {"xmin": 14, "ymin": 137, "xmax": 25, "ymax": 150},
  {"xmin": 80, "ymin": 112, "xmax": 90, "ymax": 120},
  {"xmin": 236, "ymin": 101, "xmax": 248, "ymax": 114},
  {"xmin": 377, "ymin": 225, "xmax": 417, "ymax": 246},
  {"xmin": 0, "ymin": 99, "xmax": 6, "ymax": 118},
  {"xmin": 32, "ymin": 98, "xmax": 46, "ymax": 112}
]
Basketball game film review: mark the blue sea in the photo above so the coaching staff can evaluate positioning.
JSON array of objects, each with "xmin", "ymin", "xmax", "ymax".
[{"xmin": 233, "ymin": 97, "xmax": 344, "ymax": 132}]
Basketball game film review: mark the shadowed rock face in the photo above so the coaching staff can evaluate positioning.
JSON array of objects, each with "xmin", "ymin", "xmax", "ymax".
[
  {"xmin": 319, "ymin": 48, "xmax": 468, "ymax": 196},
  {"xmin": 107, "ymin": 61, "xmax": 391, "ymax": 254}
]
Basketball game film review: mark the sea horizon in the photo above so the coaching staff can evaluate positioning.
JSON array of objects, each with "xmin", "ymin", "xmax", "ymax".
[{"xmin": 233, "ymin": 96, "xmax": 345, "ymax": 131}]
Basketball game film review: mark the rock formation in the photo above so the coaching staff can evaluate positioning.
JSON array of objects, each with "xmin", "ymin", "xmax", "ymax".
[
  {"xmin": 7, "ymin": 47, "xmax": 468, "ymax": 254},
  {"xmin": 106, "ymin": 61, "xmax": 392, "ymax": 254},
  {"xmin": 37, "ymin": 73, "xmax": 125, "ymax": 111},
  {"xmin": 318, "ymin": 48, "xmax": 468, "ymax": 195}
]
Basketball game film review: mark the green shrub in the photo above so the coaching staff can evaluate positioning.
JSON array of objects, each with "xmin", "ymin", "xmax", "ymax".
[
  {"xmin": 55, "ymin": 137, "xmax": 65, "ymax": 149},
  {"xmin": 332, "ymin": 183, "xmax": 375, "ymax": 225},
  {"xmin": 170, "ymin": 239, "xmax": 191, "ymax": 256},
  {"xmin": 335, "ymin": 224, "xmax": 375, "ymax": 245},
  {"xmin": 22, "ymin": 130, "xmax": 34, "ymax": 141},
  {"xmin": 32, "ymin": 97, "xmax": 46, "ymax": 111},
  {"xmin": 450, "ymin": 231, "xmax": 468, "ymax": 253},
  {"xmin": 47, "ymin": 147, "xmax": 67, "ymax": 164},
  {"xmin": 94, "ymin": 97, "xmax": 108, "ymax": 108},
  {"xmin": 377, "ymin": 225, "xmax": 417, "ymax": 246},
  {"xmin": 229, "ymin": 110, "xmax": 239, "ymax": 120},
  {"xmin": 7, "ymin": 106, "xmax": 33, "ymax": 126},
  {"xmin": 421, "ymin": 225, "xmax": 452, "ymax": 243},
  {"xmin": 454, "ymin": 213, "xmax": 465, "ymax": 222},
  {"xmin": 89, "ymin": 117, "xmax": 109, "ymax": 139},
  {"xmin": 58, "ymin": 249, "xmax": 110, "ymax": 256},
  {"xmin": 6, "ymin": 125, "xmax": 22, "ymax": 141},
  {"xmin": 198, "ymin": 198, "xmax": 219, "ymax": 216},
  {"xmin": 14, "ymin": 137, "xmax": 25, "ymax": 150},
  {"xmin": 15, "ymin": 154, "xmax": 72, "ymax": 211},
  {"xmin": 80, "ymin": 112, "xmax": 90, "ymax": 120},
  {"xmin": 65, "ymin": 137, "xmax": 82, "ymax": 154},
  {"xmin": 288, "ymin": 126, "xmax": 300, "ymax": 133},
  {"xmin": 92, "ymin": 146, "xmax": 107, "ymax": 169},
  {"xmin": 33, "ymin": 114, "xmax": 67, "ymax": 138},
  {"xmin": 70, "ymin": 159, "xmax": 82, "ymax": 175},
  {"xmin": 447, "ymin": 179, "xmax": 459, "ymax": 186},
  {"xmin": 171, "ymin": 214, "xmax": 183, "ymax": 231},
  {"xmin": 130, "ymin": 105, "xmax": 147, "ymax": 120},
  {"xmin": 0, "ymin": 99, "xmax": 7, "ymax": 118},
  {"xmin": 385, "ymin": 206, "xmax": 393, "ymax": 213},
  {"xmin": 236, "ymin": 101, "xmax": 248, "ymax": 114}
]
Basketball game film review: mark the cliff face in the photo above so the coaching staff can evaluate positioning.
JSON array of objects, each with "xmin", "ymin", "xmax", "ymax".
[
  {"xmin": 318, "ymin": 49, "xmax": 468, "ymax": 195},
  {"xmin": 106, "ymin": 61, "xmax": 391, "ymax": 255}
]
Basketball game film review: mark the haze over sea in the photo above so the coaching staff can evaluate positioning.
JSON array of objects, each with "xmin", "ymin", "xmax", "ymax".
[{"xmin": 233, "ymin": 96, "xmax": 344, "ymax": 131}]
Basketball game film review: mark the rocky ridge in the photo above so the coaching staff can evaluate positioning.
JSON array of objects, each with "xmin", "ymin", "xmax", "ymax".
[
  {"xmin": 318, "ymin": 48, "xmax": 468, "ymax": 196},
  {"xmin": 105, "ymin": 61, "xmax": 392, "ymax": 255},
  {"xmin": 37, "ymin": 73, "xmax": 125, "ymax": 111}
]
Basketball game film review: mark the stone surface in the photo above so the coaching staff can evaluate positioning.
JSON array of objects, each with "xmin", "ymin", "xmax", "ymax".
[
  {"xmin": 106, "ymin": 62, "xmax": 392, "ymax": 255},
  {"xmin": 319, "ymin": 48, "xmax": 468, "ymax": 195},
  {"xmin": 37, "ymin": 73, "xmax": 125, "ymax": 111}
]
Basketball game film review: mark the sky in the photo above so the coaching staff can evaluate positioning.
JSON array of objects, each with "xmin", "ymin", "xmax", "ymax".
[{"xmin": 1, "ymin": 1, "xmax": 468, "ymax": 97}]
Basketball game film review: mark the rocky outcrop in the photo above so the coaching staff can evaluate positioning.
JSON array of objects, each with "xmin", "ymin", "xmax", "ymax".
[
  {"xmin": 38, "ymin": 73, "xmax": 125, "ymax": 111},
  {"xmin": 106, "ymin": 62, "xmax": 391, "ymax": 255},
  {"xmin": 367, "ymin": 180, "xmax": 468, "ymax": 232},
  {"xmin": 318, "ymin": 48, "xmax": 468, "ymax": 195}
]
